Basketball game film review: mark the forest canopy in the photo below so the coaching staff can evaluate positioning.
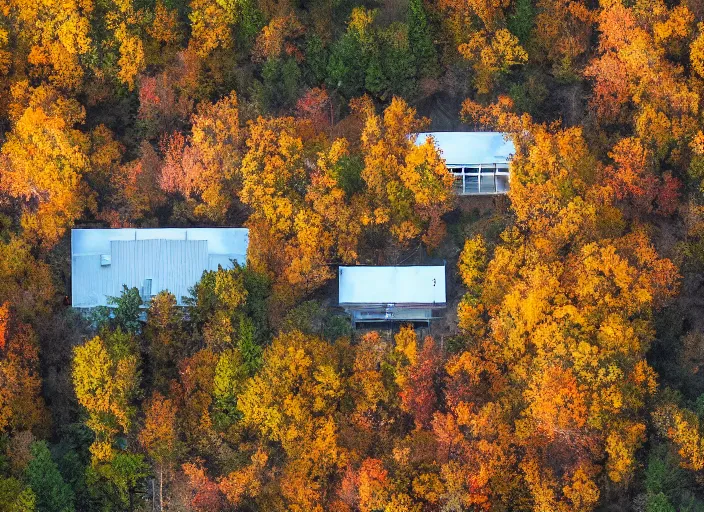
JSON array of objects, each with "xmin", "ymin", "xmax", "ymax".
[{"xmin": 0, "ymin": 0, "xmax": 703, "ymax": 510}]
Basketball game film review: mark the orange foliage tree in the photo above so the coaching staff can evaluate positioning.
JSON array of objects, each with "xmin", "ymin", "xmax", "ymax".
[
  {"xmin": 0, "ymin": 83, "xmax": 92, "ymax": 247},
  {"xmin": 357, "ymin": 96, "xmax": 455, "ymax": 249},
  {"xmin": 160, "ymin": 92, "xmax": 241, "ymax": 221},
  {"xmin": 0, "ymin": 302, "xmax": 47, "ymax": 436},
  {"xmin": 438, "ymin": 114, "xmax": 679, "ymax": 509},
  {"xmin": 240, "ymin": 116, "xmax": 359, "ymax": 300}
]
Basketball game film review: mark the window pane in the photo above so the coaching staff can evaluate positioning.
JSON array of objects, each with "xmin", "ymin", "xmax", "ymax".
[
  {"xmin": 480, "ymin": 175, "xmax": 495, "ymax": 193},
  {"xmin": 496, "ymin": 174, "xmax": 510, "ymax": 193},
  {"xmin": 465, "ymin": 175, "xmax": 479, "ymax": 194}
]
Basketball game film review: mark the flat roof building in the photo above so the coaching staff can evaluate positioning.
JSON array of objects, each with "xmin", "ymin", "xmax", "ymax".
[
  {"xmin": 71, "ymin": 228, "xmax": 249, "ymax": 308},
  {"xmin": 338, "ymin": 266, "xmax": 446, "ymax": 327},
  {"xmin": 416, "ymin": 132, "xmax": 515, "ymax": 195}
]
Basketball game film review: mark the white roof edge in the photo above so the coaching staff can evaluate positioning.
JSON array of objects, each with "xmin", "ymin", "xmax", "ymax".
[{"xmin": 71, "ymin": 227, "xmax": 249, "ymax": 256}]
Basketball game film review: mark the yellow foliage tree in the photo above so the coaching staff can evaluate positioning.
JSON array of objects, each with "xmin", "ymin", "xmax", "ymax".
[
  {"xmin": 358, "ymin": 97, "xmax": 454, "ymax": 249},
  {"xmin": 238, "ymin": 330, "xmax": 347, "ymax": 509},
  {"xmin": 72, "ymin": 333, "xmax": 140, "ymax": 462}
]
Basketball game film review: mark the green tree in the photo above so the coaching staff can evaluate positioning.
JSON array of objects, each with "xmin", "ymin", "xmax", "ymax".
[
  {"xmin": 87, "ymin": 453, "xmax": 148, "ymax": 512},
  {"xmin": 305, "ymin": 35, "xmax": 329, "ymax": 83},
  {"xmin": 107, "ymin": 286, "xmax": 143, "ymax": 335},
  {"xmin": 647, "ymin": 493, "xmax": 676, "ymax": 512},
  {"xmin": 508, "ymin": 0, "xmax": 535, "ymax": 44},
  {"xmin": 407, "ymin": 0, "xmax": 438, "ymax": 76},
  {"xmin": 25, "ymin": 442, "xmax": 74, "ymax": 512},
  {"xmin": 327, "ymin": 31, "xmax": 367, "ymax": 98},
  {"xmin": 0, "ymin": 477, "xmax": 35, "ymax": 512},
  {"xmin": 257, "ymin": 57, "xmax": 302, "ymax": 111},
  {"xmin": 380, "ymin": 24, "xmax": 417, "ymax": 98},
  {"xmin": 237, "ymin": 317, "xmax": 262, "ymax": 375},
  {"xmin": 213, "ymin": 348, "xmax": 248, "ymax": 428}
]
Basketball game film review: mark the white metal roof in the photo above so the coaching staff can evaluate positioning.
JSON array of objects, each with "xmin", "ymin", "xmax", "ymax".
[
  {"xmin": 338, "ymin": 266, "xmax": 446, "ymax": 305},
  {"xmin": 415, "ymin": 132, "xmax": 515, "ymax": 166},
  {"xmin": 71, "ymin": 228, "xmax": 249, "ymax": 307}
]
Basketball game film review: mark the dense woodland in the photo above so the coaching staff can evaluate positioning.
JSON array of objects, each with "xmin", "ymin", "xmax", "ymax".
[{"xmin": 1, "ymin": 0, "xmax": 704, "ymax": 510}]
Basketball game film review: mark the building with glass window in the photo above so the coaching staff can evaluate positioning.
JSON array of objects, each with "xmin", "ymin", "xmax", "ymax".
[{"xmin": 416, "ymin": 132, "xmax": 515, "ymax": 195}]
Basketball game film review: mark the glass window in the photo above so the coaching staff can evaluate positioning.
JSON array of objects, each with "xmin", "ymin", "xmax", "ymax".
[{"xmin": 480, "ymin": 174, "xmax": 495, "ymax": 193}]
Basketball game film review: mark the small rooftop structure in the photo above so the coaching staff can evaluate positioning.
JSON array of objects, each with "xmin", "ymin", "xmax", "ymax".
[
  {"xmin": 338, "ymin": 266, "xmax": 446, "ymax": 327},
  {"xmin": 416, "ymin": 132, "xmax": 515, "ymax": 195},
  {"xmin": 71, "ymin": 228, "xmax": 249, "ymax": 308}
]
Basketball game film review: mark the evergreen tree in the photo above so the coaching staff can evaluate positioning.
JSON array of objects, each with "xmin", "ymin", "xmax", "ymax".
[
  {"xmin": 407, "ymin": 0, "xmax": 438, "ymax": 77},
  {"xmin": 238, "ymin": 317, "xmax": 262, "ymax": 375},
  {"xmin": 107, "ymin": 286, "xmax": 143, "ymax": 335},
  {"xmin": 327, "ymin": 32, "xmax": 368, "ymax": 98},
  {"xmin": 25, "ymin": 442, "xmax": 74, "ymax": 512},
  {"xmin": 508, "ymin": 0, "xmax": 535, "ymax": 44}
]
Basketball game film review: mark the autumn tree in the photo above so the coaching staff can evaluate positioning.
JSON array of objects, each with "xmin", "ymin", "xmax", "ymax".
[
  {"xmin": 533, "ymin": 0, "xmax": 593, "ymax": 78},
  {"xmin": 399, "ymin": 335, "xmax": 441, "ymax": 430},
  {"xmin": 603, "ymin": 137, "xmax": 681, "ymax": 217},
  {"xmin": 188, "ymin": 0, "xmax": 235, "ymax": 58},
  {"xmin": 0, "ymin": 83, "xmax": 92, "ymax": 248},
  {"xmin": 139, "ymin": 392, "xmax": 181, "ymax": 511},
  {"xmin": 145, "ymin": 291, "xmax": 186, "ymax": 390},
  {"xmin": 0, "ymin": 303, "xmax": 48, "ymax": 436},
  {"xmin": 237, "ymin": 330, "xmax": 347, "ymax": 509},
  {"xmin": 138, "ymin": 73, "xmax": 193, "ymax": 139},
  {"xmin": 240, "ymin": 116, "xmax": 359, "ymax": 299},
  {"xmin": 171, "ymin": 348, "xmax": 219, "ymax": 455},
  {"xmin": 187, "ymin": 265, "xmax": 249, "ymax": 350},
  {"xmin": 72, "ymin": 330, "xmax": 140, "ymax": 462},
  {"xmin": 181, "ymin": 460, "xmax": 226, "ymax": 512},
  {"xmin": 357, "ymin": 96, "xmax": 454, "ymax": 249},
  {"xmin": 105, "ymin": 0, "xmax": 146, "ymax": 89},
  {"xmin": 0, "ymin": 238, "xmax": 54, "ymax": 322},
  {"xmin": 438, "ymin": 117, "xmax": 679, "ymax": 509},
  {"xmin": 95, "ymin": 141, "xmax": 166, "ymax": 227},
  {"xmin": 434, "ymin": 0, "xmax": 528, "ymax": 93},
  {"xmin": 346, "ymin": 331, "xmax": 398, "ymax": 433},
  {"xmin": 585, "ymin": 0, "xmax": 698, "ymax": 154},
  {"xmin": 5, "ymin": 0, "xmax": 92, "ymax": 89},
  {"xmin": 159, "ymin": 92, "xmax": 241, "ymax": 221},
  {"xmin": 144, "ymin": 1, "xmax": 183, "ymax": 68},
  {"xmin": 459, "ymin": 28, "xmax": 527, "ymax": 94},
  {"xmin": 296, "ymin": 87, "xmax": 331, "ymax": 128}
]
